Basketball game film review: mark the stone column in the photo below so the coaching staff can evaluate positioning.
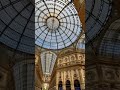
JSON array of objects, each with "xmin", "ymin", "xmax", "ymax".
[
  {"xmin": 63, "ymin": 84, "xmax": 66, "ymax": 90},
  {"xmin": 71, "ymin": 70, "xmax": 74, "ymax": 90},
  {"xmin": 13, "ymin": 59, "xmax": 35, "ymax": 90},
  {"xmin": 71, "ymin": 83, "xmax": 74, "ymax": 90},
  {"xmin": 63, "ymin": 71, "xmax": 66, "ymax": 90},
  {"xmin": 79, "ymin": 68, "xmax": 85, "ymax": 90},
  {"xmin": 56, "ymin": 72, "xmax": 59, "ymax": 90}
]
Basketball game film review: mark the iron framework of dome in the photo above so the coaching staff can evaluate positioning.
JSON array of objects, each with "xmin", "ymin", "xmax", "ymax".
[
  {"xmin": 99, "ymin": 19, "xmax": 120, "ymax": 57},
  {"xmin": 35, "ymin": 0, "xmax": 82, "ymax": 50},
  {"xmin": 0, "ymin": 0, "xmax": 34, "ymax": 54},
  {"xmin": 86, "ymin": 0, "xmax": 112, "ymax": 42}
]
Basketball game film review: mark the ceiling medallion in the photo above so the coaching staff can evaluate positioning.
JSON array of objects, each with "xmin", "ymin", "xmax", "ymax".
[{"xmin": 46, "ymin": 16, "xmax": 60, "ymax": 32}]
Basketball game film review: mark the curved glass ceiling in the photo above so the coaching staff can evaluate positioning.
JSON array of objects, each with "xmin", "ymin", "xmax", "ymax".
[
  {"xmin": 35, "ymin": 0, "xmax": 82, "ymax": 50},
  {"xmin": 86, "ymin": 0, "xmax": 112, "ymax": 42},
  {"xmin": 41, "ymin": 51, "xmax": 57, "ymax": 75},
  {"xmin": 0, "ymin": 0, "xmax": 34, "ymax": 54},
  {"xmin": 99, "ymin": 19, "xmax": 120, "ymax": 57}
]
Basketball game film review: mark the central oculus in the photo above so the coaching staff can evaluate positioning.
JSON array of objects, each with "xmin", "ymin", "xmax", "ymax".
[
  {"xmin": 46, "ymin": 17, "xmax": 59, "ymax": 31},
  {"xmin": 35, "ymin": 0, "xmax": 82, "ymax": 50}
]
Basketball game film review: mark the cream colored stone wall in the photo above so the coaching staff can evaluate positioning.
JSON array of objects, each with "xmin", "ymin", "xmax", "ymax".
[{"xmin": 49, "ymin": 53, "xmax": 85, "ymax": 90}]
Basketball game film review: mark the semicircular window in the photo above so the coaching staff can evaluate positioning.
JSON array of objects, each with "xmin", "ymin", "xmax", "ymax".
[
  {"xmin": 86, "ymin": 0, "xmax": 112, "ymax": 42},
  {"xmin": 35, "ymin": 0, "xmax": 82, "ymax": 50}
]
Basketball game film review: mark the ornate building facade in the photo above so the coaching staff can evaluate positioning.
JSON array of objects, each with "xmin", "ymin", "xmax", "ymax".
[
  {"xmin": 35, "ymin": 47, "xmax": 85, "ymax": 90},
  {"xmin": 35, "ymin": 0, "xmax": 85, "ymax": 90},
  {"xmin": 0, "ymin": 0, "xmax": 119, "ymax": 90},
  {"xmin": 49, "ymin": 50, "xmax": 85, "ymax": 90}
]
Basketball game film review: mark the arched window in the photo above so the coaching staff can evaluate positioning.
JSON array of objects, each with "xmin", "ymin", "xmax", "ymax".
[
  {"xmin": 58, "ymin": 81, "xmax": 63, "ymax": 90},
  {"xmin": 74, "ymin": 80, "xmax": 81, "ymax": 90},
  {"xmin": 66, "ymin": 80, "xmax": 71, "ymax": 90}
]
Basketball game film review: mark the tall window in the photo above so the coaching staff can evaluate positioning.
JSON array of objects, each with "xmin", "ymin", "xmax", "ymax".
[
  {"xmin": 66, "ymin": 80, "xmax": 71, "ymax": 90},
  {"xmin": 58, "ymin": 81, "xmax": 63, "ymax": 90},
  {"xmin": 74, "ymin": 80, "xmax": 81, "ymax": 90}
]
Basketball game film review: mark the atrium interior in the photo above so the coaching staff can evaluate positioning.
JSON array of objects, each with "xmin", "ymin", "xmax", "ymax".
[
  {"xmin": 35, "ymin": 0, "xmax": 85, "ymax": 90},
  {"xmin": 0, "ymin": 0, "xmax": 120, "ymax": 90}
]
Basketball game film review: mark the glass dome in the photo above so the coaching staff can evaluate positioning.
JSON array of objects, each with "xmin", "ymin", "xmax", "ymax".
[
  {"xmin": 86, "ymin": 0, "xmax": 112, "ymax": 42},
  {"xmin": 0, "ymin": 0, "xmax": 34, "ymax": 54},
  {"xmin": 99, "ymin": 19, "xmax": 120, "ymax": 57},
  {"xmin": 35, "ymin": 0, "xmax": 82, "ymax": 50}
]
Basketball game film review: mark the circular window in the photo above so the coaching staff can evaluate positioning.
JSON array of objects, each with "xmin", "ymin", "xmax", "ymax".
[{"xmin": 35, "ymin": 0, "xmax": 82, "ymax": 50}]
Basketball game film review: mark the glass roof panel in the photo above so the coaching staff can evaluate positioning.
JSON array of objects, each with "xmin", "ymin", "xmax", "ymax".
[
  {"xmin": 41, "ymin": 51, "xmax": 57, "ymax": 75},
  {"xmin": 99, "ymin": 19, "xmax": 120, "ymax": 57},
  {"xmin": 0, "ymin": 0, "xmax": 34, "ymax": 54},
  {"xmin": 86, "ymin": 0, "xmax": 112, "ymax": 42},
  {"xmin": 35, "ymin": 0, "xmax": 82, "ymax": 50},
  {"xmin": 0, "ymin": 0, "xmax": 83, "ymax": 53}
]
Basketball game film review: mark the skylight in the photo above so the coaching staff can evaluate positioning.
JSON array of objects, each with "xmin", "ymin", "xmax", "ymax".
[
  {"xmin": 35, "ymin": 0, "xmax": 82, "ymax": 50},
  {"xmin": 41, "ymin": 51, "xmax": 57, "ymax": 75}
]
